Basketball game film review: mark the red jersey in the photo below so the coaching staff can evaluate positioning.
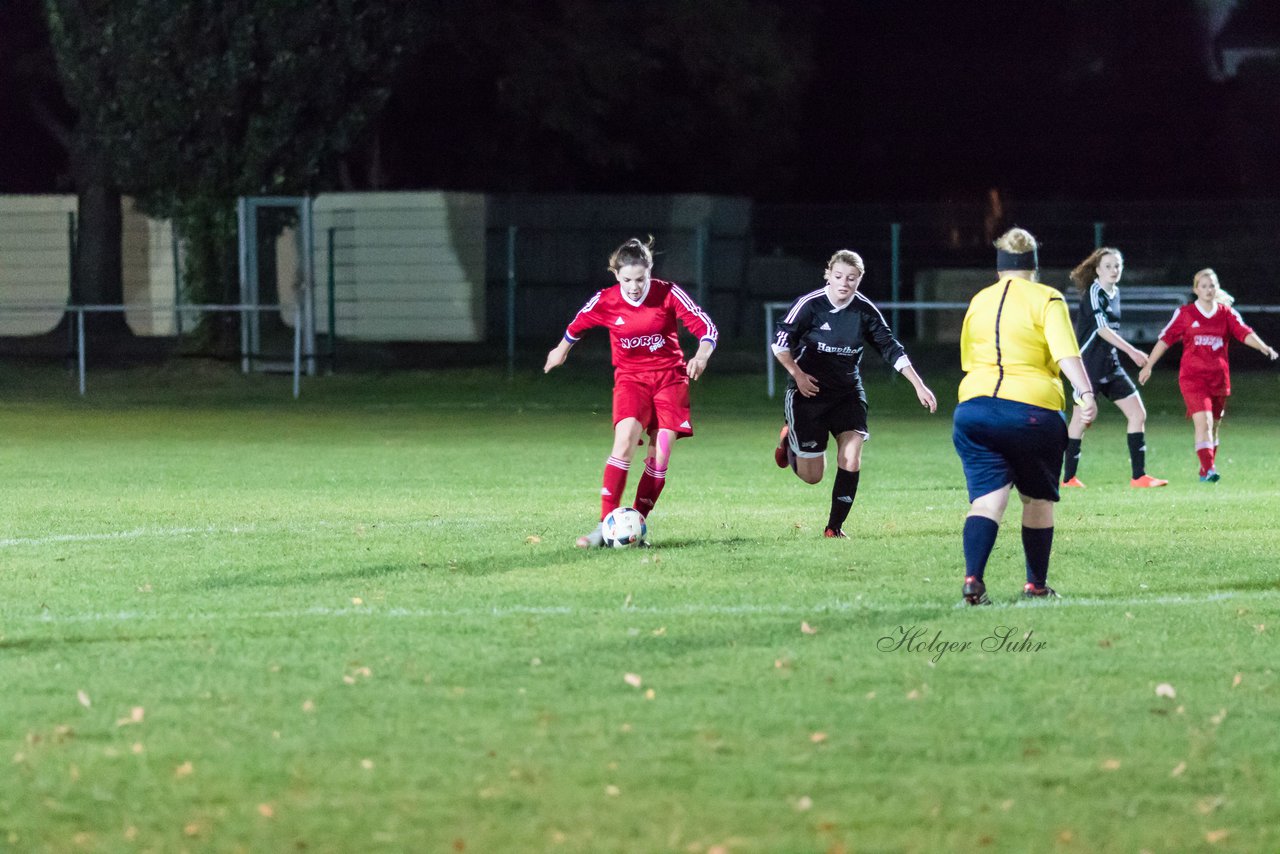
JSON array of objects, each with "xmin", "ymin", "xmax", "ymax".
[
  {"xmin": 563, "ymin": 278, "xmax": 718, "ymax": 374},
  {"xmin": 1156, "ymin": 301, "xmax": 1254, "ymax": 395}
]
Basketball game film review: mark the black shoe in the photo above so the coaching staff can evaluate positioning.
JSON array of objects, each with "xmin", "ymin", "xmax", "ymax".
[
  {"xmin": 1022, "ymin": 583, "xmax": 1059, "ymax": 599},
  {"xmin": 962, "ymin": 576, "xmax": 991, "ymax": 606}
]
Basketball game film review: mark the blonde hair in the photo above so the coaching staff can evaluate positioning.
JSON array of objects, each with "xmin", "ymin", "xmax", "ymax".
[
  {"xmin": 608, "ymin": 236, "xmax": 655, "ymax": 273},
  {"xmin": 1069, "ymin": 247, "xmax": 1123, "ymax": 295},
  {"xmin": 1194, "ymin": 268, "xmax": 1234, "ymax": 306},
  {"xmin": 826, "ymin": 249, "xmax": 865, "ymax": 274},
  {"xmin": 993, "ymin": 227, "xmax": 1037, "ymax": 254}
]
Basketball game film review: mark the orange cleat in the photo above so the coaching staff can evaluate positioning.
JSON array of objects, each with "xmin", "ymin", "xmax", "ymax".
[
  {"xmin": 774, "ymin": 424, "xmax": 790, "ymax": 468},
  {"xmin": 1061, "ymin": 476, "xmax": 1086, "ymax": 488},
  {"xmin": 823, "ymin": 527, "xmax": 848, "ymax": 539},
  {"xmin": 1130, "ymin": 474, "xmax": 1168, "ymax": 488}
]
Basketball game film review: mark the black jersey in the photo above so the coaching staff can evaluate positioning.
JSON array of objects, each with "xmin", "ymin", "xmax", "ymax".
[
  {"xmin": 773, "ymin": 287, "xmax": 909, "ymax": 400},
  {"xmin": 1073, "ymin": 281, "xmax": 1123, "ymax": 375}
]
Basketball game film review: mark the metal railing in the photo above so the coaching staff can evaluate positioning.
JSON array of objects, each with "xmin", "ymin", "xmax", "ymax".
[{"xmin": 1, "ymin": 302, "xmax": 305, "ymax": 397}]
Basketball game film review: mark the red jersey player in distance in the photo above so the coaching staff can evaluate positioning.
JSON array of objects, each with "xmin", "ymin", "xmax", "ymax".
[
  {"xmin": 544, "ymin": 236, "xmax": 718, "ymax": 547},
  {"xmin": 1138, "ymin": 268, "xmax": 1278, "ymax": 482}
]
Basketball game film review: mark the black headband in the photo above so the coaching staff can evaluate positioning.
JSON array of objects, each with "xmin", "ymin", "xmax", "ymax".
[{"xmin": 996, "ymin": 248, "xmax": 1038, "ymax": 270}]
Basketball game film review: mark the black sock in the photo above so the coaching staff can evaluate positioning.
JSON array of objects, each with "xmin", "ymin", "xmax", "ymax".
[
  {"xmin": 826, "ymin": 468, "xmax": 859, "ymax": 532},
  {"xmin": 1022, "ymin": 526, "xmax": 1054, "ymax": 586},
  {"xmin": 1063, "ymin": 438, "xmax": 1082, "ymax": 481},
  {"xmin": 963, "ymin": 516, "xmax": 1000, "ymax": 581},
  {"xmin": 1127, "ymin": 431, "xmax": 1146, "ymax": 479}
]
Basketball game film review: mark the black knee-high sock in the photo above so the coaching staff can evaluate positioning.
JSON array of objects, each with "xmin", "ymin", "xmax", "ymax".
[
  {"xmin": 1022, "ymin": 526, "xmax": 1054, "ymax": 586},
  {"xmin": 1063, "ymin": 438, "xmax": 1083, "ymax": 481},
  {"xmin": 963, "ymin": 516, "xmax": 1000, "ymax": 581},
  {"xmin": 826, "ymin": 468, "xmax": 859, "ymax": 532},
  {"xmin": 1126, "ymin": 431, "xmax": 1146, "ymax": 479}
]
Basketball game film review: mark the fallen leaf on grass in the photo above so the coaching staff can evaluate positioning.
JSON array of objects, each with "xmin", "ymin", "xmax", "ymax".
[
  {"xmin": 794, "ymin": 795, "xmax": 813, "ymax": 811},
  {"xmin": 360, "ymin": 759, "xmax": 374, "ymax": 770},
  {"xmin": 174, "ymin": 761, "xmax": 194, "ymax": 778},
  {"xmin": 258, "ymin": 803, "xmax": 275, "ymax": 818},
  {"xmin": 351, "ymin": 597, "xmax": 364, "ymax": 606},
  {"xmin": 644, "ymin": 689, "xmax": 655, "ymax": 700},
  {"xmin": 1155, "ymin": 683, "xmax": 1176, "ymax": 699},
  {"xmin": 801, "ymin": 622, "xmax": 818, "ymax": 635},
  {"xmin": 1100, "ymin": 758, "xmax": 1121, "ymax": 771},
  {"xmin": 301, "ymin": 699, "xmax": 315, "ymax": 713},
  {"xmin": 1204, "ymin": 829, "xmax": 1230, "ymax": 844},
  {"xmin": 1231, "ymin": 673, "xmax": 1242, "ymax": 688},
  {"xmin": 810, "ymin": 732, "xmax": 828, "ymax": 744},
  {"xmin": 76, "ymin": 690, "xmax": 91, "ymax": 709},
  {"xmin": 605, "ymin": 785, "xmax": 620, "ymax": 797},
  {"xmin": 116, "ymin": 707, "xmax": 145, "ymax": 727},
  {"xmin": 524, "ymin": 535, "xmax": 542, "ymax": 544},
  {"xmin": 1170, "ymin": 761, "xmax": 1186, "ymax": 777},
  {"xmin": 623, "ymin": 673, "xmax": 642, "ymax": 688},
  {"xmin": 1209, "ymin": 709, "xmax": 1228, "ymax": 727}
]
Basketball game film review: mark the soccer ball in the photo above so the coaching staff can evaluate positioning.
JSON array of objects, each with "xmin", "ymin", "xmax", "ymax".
[{"xmin": 601, "ymin": 507, "xmax": 647, "ymax": 548}]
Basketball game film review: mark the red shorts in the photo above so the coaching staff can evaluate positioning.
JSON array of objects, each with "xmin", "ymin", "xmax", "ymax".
[
  {"xmin": 613, "ymin": 367, "xmax": 693, "ymax": 436},
  {"xmin": 1179, "ymin": 379, "xmax": 1227, "ymax": 419}
]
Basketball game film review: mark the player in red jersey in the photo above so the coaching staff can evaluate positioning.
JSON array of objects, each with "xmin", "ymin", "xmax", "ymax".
[
  {"xmin": 1138, "ymin": 268, "xmax": 1278, "ymax": 481},
  {"xmin": 544, "ymin": 236, "xmax": 718, "ymax": 547}
]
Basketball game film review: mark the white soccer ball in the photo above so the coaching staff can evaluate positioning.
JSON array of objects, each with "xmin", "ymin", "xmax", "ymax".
[{"xmin": 601, "ymin": 507, "xmax": 647, "ymax": 548}]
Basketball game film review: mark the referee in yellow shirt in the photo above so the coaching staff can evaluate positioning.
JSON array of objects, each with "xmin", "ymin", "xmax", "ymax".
[{"xmin": 953, "ymin": 228, "xmax": 1098, "ymax": 605}]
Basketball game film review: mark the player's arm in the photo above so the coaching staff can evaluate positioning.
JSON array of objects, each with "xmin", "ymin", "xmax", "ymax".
[
  {"xmin": 546, "ymin": 291, "xmax": 604, "ymax": 373},
  {"xmin": 898, "ymin": 363, "xmax": 937, "ymax": 413},
  {"xmin": 771, "ymin": 300, "xmax": 819, "ymax": 396},
  {"xmin": 1139, "ymin": 307, "xmax": 1185, "ymax": 385},
  {"xmin": 1059, "ymin": 356, "xmax": 1097, "ymax": 425},
  {"xmin": 1095, "ymin": 326, "xmax": 1149, "ymax": 367},
  {"xmin": 1137, "ymin": 339, "xmax": 1169, "ymax": 385},
  {"xmin": 1243, "ymin": 332, "xmax": 1279, "ymax": 361},
  {"xmin": 687, "ymin": 338, "xmax": 715, "ymax": 380},
  {"xmin": 544, "ymin": 336, "xmax": 574, "ymax": 373}
]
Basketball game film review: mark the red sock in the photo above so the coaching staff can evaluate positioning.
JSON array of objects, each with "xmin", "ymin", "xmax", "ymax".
[
  {"xmin": 601, "ymin": 457, "xmax": 630, "ymax": 520},
  {"xmin": 1195, "ymin": 445, "xmax": 1214, "ymax": 476},
  {"xmin": 634, "ymin": 461, "xmax": 667, "ymax": 518}
]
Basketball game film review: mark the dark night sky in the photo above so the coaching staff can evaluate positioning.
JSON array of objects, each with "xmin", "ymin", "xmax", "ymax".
[{"xmin": 1, "ymin": 0, "xmax": 1277, "ymax": 202}]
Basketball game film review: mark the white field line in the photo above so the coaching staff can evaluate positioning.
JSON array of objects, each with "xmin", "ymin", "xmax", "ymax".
[
  {"xmin": 8, "ymin": 589, "xmax": 1280, "ymax": 626},
  {"xmin": 0, "ymin": 526, "xmax": 261, "ymax": 548}
]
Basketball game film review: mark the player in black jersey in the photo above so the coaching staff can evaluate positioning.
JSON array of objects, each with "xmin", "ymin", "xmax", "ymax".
[
  {"xmin": 1062, "ymin": 247, "xmax": 1167, "ymax": 488},
  {"xmin": 771, "ymin": 250, "xmax": 937, "ymax": 537}
]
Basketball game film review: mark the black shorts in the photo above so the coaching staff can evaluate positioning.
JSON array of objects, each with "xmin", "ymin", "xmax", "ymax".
[
  {"xmin": 783, "ymin": 388, "xmax": 868, "ymax": 458},
  {"xmin": 1083, "ymin": 351, "xmax": 1138, "ymax": 401}
]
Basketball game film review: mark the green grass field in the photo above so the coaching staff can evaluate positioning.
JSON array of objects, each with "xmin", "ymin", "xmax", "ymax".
[{"xmin": 2, "ymin": 359, "xmax": 1278, "ymax": 853}]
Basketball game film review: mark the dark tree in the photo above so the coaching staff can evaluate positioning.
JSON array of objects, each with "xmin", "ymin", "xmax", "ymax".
[{"xmin": 42, "ymin": 0, "xmax": 426, "ymax": 310}]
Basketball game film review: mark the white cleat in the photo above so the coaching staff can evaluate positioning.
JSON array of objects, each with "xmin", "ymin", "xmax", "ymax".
[{"xmin": 575, "ymin": 523, "xmax": 605, "ymax": 549}]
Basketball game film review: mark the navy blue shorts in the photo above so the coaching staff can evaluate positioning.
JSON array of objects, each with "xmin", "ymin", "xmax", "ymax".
[{"xmin": 953, "ymin": 397, "xmax": 1068, "ymax": 503}]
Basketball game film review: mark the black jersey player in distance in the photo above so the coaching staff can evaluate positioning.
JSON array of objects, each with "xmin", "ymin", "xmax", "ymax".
[{"xmin": 771, "ymin": 249, "xmax": 937, "ymax": 538}]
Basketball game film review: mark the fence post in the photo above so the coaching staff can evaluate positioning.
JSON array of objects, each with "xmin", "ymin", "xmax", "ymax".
[
  {"xmin": 890, "ymin": 221, "xmax": 902, "ymax": 337},
  {"xmin": 327, "ymin": 227, "xmax": 337, "ymax": 372},
  {"xmin": 293, "ymin": 302, "xmax": 303, "ymax": 399},
  {"xmin": 695, "ymin": 222, "xmax": 709, "ymax": 304},
  {"xmin": 76, "ymin": 308, "xmax": 86, "ymax": 396},
  {"xmin": 506, "ymin": 225, "xmax": 517, "ymax": 380}
]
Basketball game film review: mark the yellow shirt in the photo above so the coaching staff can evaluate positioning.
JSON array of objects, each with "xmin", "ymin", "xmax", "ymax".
[{"xmin": 958, "ymin": 276, "xmax": 1081, "ymax": 411}]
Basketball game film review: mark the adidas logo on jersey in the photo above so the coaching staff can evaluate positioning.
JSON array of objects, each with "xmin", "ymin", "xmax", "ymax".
[
  {"xmin": 1191, "ymin": 320, "xmax": 1200, "ymax": 327},
  {"xmin": 819, "ymin": 322, "xmax": 832, "ymax": 330},
  {"xmin": 614, "ymin": 317, "xmax": 625, "ymax": 325},
  {"xmin": 680, "ymin": 420, "xmax": 691, "ymax": 428}
]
